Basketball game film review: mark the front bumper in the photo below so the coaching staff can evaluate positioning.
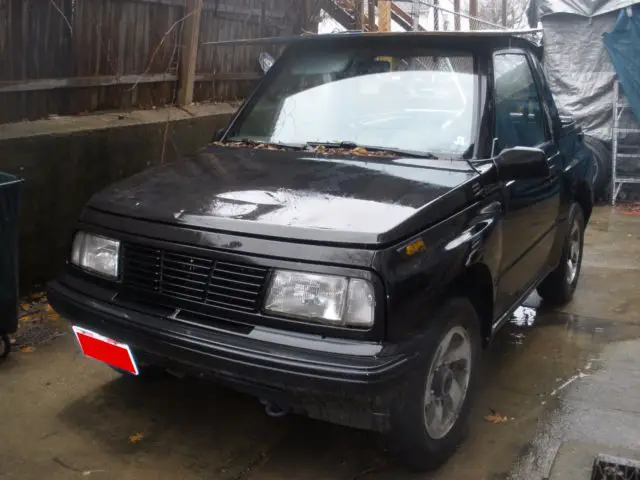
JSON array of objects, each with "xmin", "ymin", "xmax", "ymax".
[{"xmin": 48, "ymin": 276, "xmax": 418, "ymax": 431}]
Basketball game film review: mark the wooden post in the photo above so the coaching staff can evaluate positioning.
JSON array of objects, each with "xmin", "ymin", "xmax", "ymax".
[
  {"xmin": 353, "ymin": 0, "xmax": 364, "ymax": 29},
  {"xmin": 368, "ymin": 0, "xmax": 377, "ymax": 31},
  {"xmin": 177, "ymin": 0, "xmax": 202, "ymax": 106},
  {"xmin": 501, "ymin": 0, "xmax": 508, "ymax": 26},
  {"xmin": 469, "ymin": 0, "xmax": 478, "ymax": 29},
  {"xmin": 379, "ymin": 0, "xmax": 391, "ymax": 31},
  {"xmin": 454, "ymin": 0, "xmax": 461, "ymax": 30},
  {"xmin": 433, "ymin": 0, "xmax": 439, "ymax": 30}
]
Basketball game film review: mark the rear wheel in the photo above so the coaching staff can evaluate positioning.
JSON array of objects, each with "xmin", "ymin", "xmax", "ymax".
[
  {"xmin": 388, "ymin": 297, "xmax": 482, "ymax": 472},
  {"xmin": 0, "ymin": 334, "xmax": 10, "ymax": 361},
  {"xmin": 537, "ymin": 203, "xmax": 585, "ymax": 305}
]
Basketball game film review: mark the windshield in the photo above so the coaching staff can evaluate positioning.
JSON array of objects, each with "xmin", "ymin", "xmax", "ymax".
[{"xmin": 229, "ymin": 47, "xmax": 478, "ymax": 157}]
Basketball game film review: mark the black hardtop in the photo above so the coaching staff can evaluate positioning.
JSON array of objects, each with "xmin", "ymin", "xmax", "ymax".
[{"xmin": 285, "ymin": 30, "xmax": 541, "ymax": 54}]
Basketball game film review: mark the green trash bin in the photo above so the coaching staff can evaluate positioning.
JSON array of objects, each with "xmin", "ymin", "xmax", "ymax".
[{"xmin": 0, "ymin": 172, "xmax": 23, "ymax": 360}]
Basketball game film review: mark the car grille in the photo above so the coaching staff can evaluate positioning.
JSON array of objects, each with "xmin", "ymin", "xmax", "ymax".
[{"xmin": 121, "ymin": 243, "xmax": 269, "ymax": 313}]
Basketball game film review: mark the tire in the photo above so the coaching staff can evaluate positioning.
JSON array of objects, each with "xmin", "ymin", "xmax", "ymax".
[
  {"xmin": 0, "ymin": 334, "xmax": 9, "ymax": 361},
  {"xmin": 537, "ymin": 203, "xmax": 585, "ymax": 306},
  {"xmin": 388, "ymin": 297, "xmax": 482, "ymax": 472},
  {"xmin": 583, "ymin": 135, "xmax": 611, "ymax": 202}
]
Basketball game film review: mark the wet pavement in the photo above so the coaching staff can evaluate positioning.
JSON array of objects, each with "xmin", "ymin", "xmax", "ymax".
[{"xmin": 1, "ymin": 206, "xmax": 640, "ymax": 480}]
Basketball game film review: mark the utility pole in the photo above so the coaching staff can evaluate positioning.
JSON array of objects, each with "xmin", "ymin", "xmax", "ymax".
[
  {"xmin": 454, "ymin": 0, "xmax": 461, "ymax": 30},
  {"xmin": 379, "ymin": 0, "xmax": 391, "ymax": 31}
]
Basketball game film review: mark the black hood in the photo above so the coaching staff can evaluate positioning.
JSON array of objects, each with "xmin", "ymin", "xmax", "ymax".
[{"xmin": 87, "ymin": 146, "xmax": 481, "ymax": 245}]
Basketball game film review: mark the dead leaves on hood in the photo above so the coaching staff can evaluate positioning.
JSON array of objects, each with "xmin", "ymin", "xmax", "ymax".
[
  {"xmin": 214, "ymin": 141, "xmax": 287, "ymax": 151},
  {"xmin": 314, "ymin": 145, "xmax": 397, "ymax": 158},
  {"xmin": 213, "ymin": 141, "xmax": 398, "ymax": 158}
]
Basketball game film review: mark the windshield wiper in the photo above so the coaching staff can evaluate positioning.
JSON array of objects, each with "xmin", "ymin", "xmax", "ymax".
[{"xmin": 305, "ymin": 141, "xmax": 439, "ymax": 159}]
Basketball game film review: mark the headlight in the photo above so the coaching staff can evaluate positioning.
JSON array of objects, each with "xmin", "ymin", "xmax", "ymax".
[
  {"xmin": 70, "ymin": 231, "xmax": 120, "ymax": 279},
  {"xmin": 264, "ymin": 270, "xmax": 375, "ymax": 328}
]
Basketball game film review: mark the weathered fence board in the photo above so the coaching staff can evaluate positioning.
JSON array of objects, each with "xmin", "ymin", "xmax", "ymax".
[{"xmin": 0, "ymin": 0, "xmax": 309, "ymax": 124}]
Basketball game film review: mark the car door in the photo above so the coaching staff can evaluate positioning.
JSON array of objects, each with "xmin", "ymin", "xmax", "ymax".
[{"xmin": 492, "ymin": 51, "xmax": 562, "ymax": 316}]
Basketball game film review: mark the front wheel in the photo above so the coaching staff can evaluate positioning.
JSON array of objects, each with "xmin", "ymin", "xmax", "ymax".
[
  {"xmin": 537, "ymin": 203, "xmax": 585, "ymax": 305},
  {"xmin": 388, "ymin": 297, "xmax": 482, "ymax": 472}
]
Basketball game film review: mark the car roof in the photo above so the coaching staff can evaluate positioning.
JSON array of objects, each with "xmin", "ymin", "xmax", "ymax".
[{"xmin": 288, "ymin": 30, "xmax": 541, "ymax": 53}]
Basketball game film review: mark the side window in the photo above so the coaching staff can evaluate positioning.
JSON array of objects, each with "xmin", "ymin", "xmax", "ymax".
[{"xmin": 493, "ymin": 53, "xmax": 548, "ymax": 151}]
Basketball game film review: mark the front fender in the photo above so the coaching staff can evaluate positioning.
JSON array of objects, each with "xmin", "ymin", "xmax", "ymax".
[{"xmin": 374, "ymin": 198, "xmax": 503, "ymax": 342}]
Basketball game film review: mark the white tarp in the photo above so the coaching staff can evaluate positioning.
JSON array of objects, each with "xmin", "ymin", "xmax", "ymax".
[{"xmin": 536, "ymin": 0, "xmax": 640, "ymax": 142}]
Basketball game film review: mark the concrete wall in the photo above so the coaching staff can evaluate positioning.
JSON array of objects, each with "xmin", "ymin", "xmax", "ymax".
[{"xmin": 0, "ymin": 103, "xmax": 237, "ymax": 289}]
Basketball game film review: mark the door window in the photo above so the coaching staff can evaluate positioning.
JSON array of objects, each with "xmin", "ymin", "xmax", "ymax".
[{"xmin": 493, "ymin": 54, "xmax": 548, "ymax": 151}]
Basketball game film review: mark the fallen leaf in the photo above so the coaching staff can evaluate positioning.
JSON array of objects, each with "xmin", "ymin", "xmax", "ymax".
[
  {"xmin": 20, "ymin": 313, "xmax": 36, "ymax": 323},
  {"xmin": 49, "ymin": 313, "xmax": 61, "ymax": 322},
  {"xmin": 46, "ymin": 304, "xmax": 54, "ymax": 313},
  {"xmin": 20, "ymin": 303, "xmax": 31, "ymax": 311},
  {"xmin": 128, "ymin": 432, "xmax": 145, "ymax": 444},
  {"xmin": 20, "ymin": 346, "xmax": 36, "ymax": 353},
  {"xmin": 484, "ymin": 410, "xmax": 508, "ymax": 423}
]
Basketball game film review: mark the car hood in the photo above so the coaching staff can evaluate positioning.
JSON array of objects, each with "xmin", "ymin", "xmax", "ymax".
[{"xmin": 87, "ymin": 146, "xmax": 482, "ymax": 245}]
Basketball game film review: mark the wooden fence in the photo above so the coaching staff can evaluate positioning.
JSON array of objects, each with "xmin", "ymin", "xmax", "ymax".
[{"xmin": 0, "ymin": 0, "xmax": 316, "ymax": 124}]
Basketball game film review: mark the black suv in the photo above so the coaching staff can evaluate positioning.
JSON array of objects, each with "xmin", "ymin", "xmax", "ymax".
[{"xmin": 49, "ymin": 31, "xmax": 594, "ymax": 471}]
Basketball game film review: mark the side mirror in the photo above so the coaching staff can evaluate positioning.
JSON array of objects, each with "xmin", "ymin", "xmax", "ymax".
[
  {"xmin": 213, "ymin": 128, "xmax": 225, "ymax": 142},
  {"xmin": 494, "ymin": 147, "xmax": 549, "ymax": 182}
]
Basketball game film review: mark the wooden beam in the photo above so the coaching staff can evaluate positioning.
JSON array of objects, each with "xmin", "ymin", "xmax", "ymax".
[
  {"xmin": 0, "ymin": 74, "xmax": 178, "ymax": 94},
  {"xmin": 0, "ymin": 72, "xmax": 264, "ymax": 94},
  {"xmin": 195, "ymin": 72, "xmax": 263, "ymax": 82},
  {"xmin": 390, "ymin": 2, "xmax": 425, "ymax": 31},
  {"xmin": 125, "ymin": 0, "xmax": 286, "ymax": 18},
  {"xmin": 177, "ymin": 0, "xmax": 203, "ymax": 106},
  {"xmin": 319, "ymin": 0, "xmax": 357, "ymax": 30},
  {"xmin": 379, "ymin": 0, "xmax": 391, "ymax": 31}
]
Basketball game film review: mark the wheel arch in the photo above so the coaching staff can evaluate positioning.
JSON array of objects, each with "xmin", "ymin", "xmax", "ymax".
[
  {"xmin": 449, "ymin": 262, "xmax": 495, "ymax": 346},
  {"xmin": 575, "ymin": 181, "xmax": 593, "ymax": 225}
]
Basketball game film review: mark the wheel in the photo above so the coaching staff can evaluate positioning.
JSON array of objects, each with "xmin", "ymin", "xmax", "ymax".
[
  {"xmin": 537, "ymin": 203, "xmax": 585, "ymax": 305},
  {"xmin": 1, "ymin": 334, "xmax": 10, "ymax": 361},
  {"xmin": 388, "ymin": 297, "xmax": 482, "ymax": 472}
]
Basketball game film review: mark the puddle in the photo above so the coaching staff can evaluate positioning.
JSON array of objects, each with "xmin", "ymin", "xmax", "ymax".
[{"xmin": 507, "ymin": 303, "xmax": 640, "ymax": 345}]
